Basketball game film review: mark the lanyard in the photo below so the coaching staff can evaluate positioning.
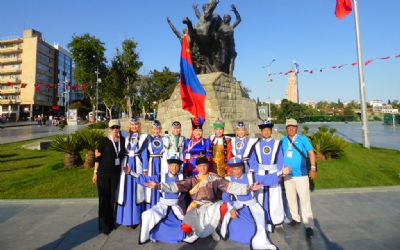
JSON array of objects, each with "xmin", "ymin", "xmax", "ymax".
[
  {"xmin": 287, "ymin": 134, "xmax": 298, "ymax": 151},
  {"xmin": 109, "ymin": 135, "xmax": 120, "ymax": 157}
]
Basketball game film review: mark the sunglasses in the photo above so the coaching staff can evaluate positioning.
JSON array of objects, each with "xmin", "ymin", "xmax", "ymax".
[{"xmin": 110, "ymin": 126, "xmax": 120, "ymax": 130}]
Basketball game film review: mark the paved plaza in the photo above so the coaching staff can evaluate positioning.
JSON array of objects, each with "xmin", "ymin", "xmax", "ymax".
[{"xmin": 1, "ymin": 187, "xmax": 399, "ymax": 250}]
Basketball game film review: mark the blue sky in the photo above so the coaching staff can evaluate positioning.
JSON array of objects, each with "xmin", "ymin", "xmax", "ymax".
[{"xmin": 1, "ymin": 0, "xmax": 399, "ymax": 104}]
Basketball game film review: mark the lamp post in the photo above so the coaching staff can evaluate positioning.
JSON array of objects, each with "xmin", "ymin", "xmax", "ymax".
[
  {"xmin": 263, "ymin": 58, "xmax": 276, "ymax": 121},
  {"xmin": 293, "ymin": 60, "xmax": 300, "ymax": 121},
  {"xmin": 93, "ymin": 55, "xmax": 101, "ymax": 123},
  {"xmin": 63, "ymin": 79, "xmax": 70, "ymax": 118}
]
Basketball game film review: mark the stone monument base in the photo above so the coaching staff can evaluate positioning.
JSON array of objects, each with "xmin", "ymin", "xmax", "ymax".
[{"xmin": 156, "ymin": 72, "xmax": 264, "ymax": 138}]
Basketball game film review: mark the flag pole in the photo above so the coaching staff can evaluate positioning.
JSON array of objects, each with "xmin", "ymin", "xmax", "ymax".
[{"xmin": 353, "ymin": 0, "xmax": 370, "ymax": 148}]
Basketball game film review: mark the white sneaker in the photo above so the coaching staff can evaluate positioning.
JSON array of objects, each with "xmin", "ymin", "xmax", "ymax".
[{"xmin": 211, "ymin": 231, "xmax": 220, "ymax": 241}]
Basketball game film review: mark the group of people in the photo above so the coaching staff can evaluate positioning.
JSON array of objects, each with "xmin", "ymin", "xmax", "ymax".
[{"xmin": 93, "ymin": 116, "xmax": 317, "ymax": 249}]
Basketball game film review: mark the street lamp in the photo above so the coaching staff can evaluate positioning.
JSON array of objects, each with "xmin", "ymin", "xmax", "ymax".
[
  {"xmin": 93, "ymin": 55, "xmax": 101, "ymax": 123},
  {"xmin": 293, "ymin": 60, "xmax": 300, "ymax": 121},
  {"xmin": 263, "ymin": 58, "xmax": 276, "ymax": 121}
]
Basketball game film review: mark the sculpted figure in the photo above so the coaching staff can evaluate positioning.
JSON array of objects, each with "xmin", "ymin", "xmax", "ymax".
[{"xmin": 215, "ymin": 4, "xmax": 241, "ymax": 76}]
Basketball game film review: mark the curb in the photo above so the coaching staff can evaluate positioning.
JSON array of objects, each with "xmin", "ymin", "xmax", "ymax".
[{"xmin": 1, "ymin": 186, "xmax": 399, "ymax": 204}]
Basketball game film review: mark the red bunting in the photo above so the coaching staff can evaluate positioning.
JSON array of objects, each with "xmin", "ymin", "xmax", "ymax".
[
  {"xmin": 35, "ymin": 84, "xmax": 40, "ymax": 90},
  {"xmin": 310, "ymin": 70, "xmax": 314, "ymax": 74},
  {"xmin": 351, "ymin": 62, "xmax": 358, "ymax": 66},
  {"xmin": 45, "ymin": 84, "xmax": 51, "ymax": 89},
  {"xmin": 21, "ymin": 83, "xmax": 27, "ymax": 88},
  {"xmin": 268, "ymin": 73, "xmax": 272, "ymax": 77},
  {"xmin": 7, "ymin": 82, "xmax": 13, "ymax": 86},
  {"xmin": 332, "ymin": 66, "xmax": 337, "ymax": 69},
  {"xmin": 320, "ymin": 68, "xmax": 325, "ymax": 72},
  {"xmin": 396, "ymin": 54, "xmax": 400, "ymax": 58},
  {"xmin": 73, "ymin": 84, "xmax": 78, "ymax": 90},
  {"xmin": 379, "ymin": 56, "xmax": 390, "ymax": 60},
  {"xmin": 66, "ymin": 84, "xmax": 70, "ymax": 89},
  {"xmin": 335, "ymin": 0, "xmax": 353, "ymax": 20},
  {"xmin": 338, "ymin": 64, "xmax": 347, "ymax": 68},
  {"xmin": 304, "ymin": 70, "xmax": 309, "ymax": 72},
  {"xmin": 365, "ymin": 59, "xmax": 373, "ymax": 66},
  {"xmin": 82, "ymin": 83, "xmax": 87, "ymax": 91}
]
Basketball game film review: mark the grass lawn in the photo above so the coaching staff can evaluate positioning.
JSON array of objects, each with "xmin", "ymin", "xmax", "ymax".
[
  {"xmin": 0, "ymin": 137, "xmax": 97, "ymax": 199},
  {"xmin": 1, "ymin": 137, "xmax": 399, "ymax": 199}
]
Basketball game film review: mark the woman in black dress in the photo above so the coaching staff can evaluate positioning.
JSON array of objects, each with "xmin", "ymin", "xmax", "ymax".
[{"xmin": 93, "ymin": 119, "xmax": 127, "ymax": 235}]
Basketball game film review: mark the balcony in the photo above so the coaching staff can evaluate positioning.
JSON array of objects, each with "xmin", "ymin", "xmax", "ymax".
[
  {"xmin": 0, "ymin": 88, "xmax": 21, "ymax": 94},
  {"xmin": 0, "ymin": 68, "xmax": 22, "ymax": 74},
  {"xmin": 0, "ymin": 99, "xmax": 22, "ymax": 105},
  {"xmin": 0, "ymin": 78, "xmax": 21, "ymax": 84},
  {"xmin": 0, "ymin": 45, "xmax": 22, "ymax": 53},
  {"xmin": 0, "ymin": 57, "xmax": 22, "ymax": 64}
]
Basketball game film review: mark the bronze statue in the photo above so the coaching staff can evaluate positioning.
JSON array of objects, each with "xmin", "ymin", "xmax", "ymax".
[{"xmin": 167, "ymin": 0, "xmax": 240, "ymax": 75}]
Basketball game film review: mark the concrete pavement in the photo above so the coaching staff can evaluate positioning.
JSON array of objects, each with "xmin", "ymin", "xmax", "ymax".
[{"xmin": 1, "ymin": 187, "xmax": 399, "ymax": 250}]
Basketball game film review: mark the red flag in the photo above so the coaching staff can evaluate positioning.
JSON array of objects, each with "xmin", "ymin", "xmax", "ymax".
[
  {"xmin": 379, "ymin": 56, "xmax": 390, "ymax": 60},
  {"xmin": 179, "ymin": 34, "xmax": 206, "ymax": 118},
  {"xmin": 365, "ymin": 59, "xmax": 373, "ymax": 66},
  {"xmin": 7, "ymin": 82, "xmax": 13, "ymax": 86},
  {"xmin": 310, "ymin": 70, "xmax": 314, "ymax": 74},
  {"xmin": 66, "ymin": 84, "xmax": 70, "ymax": 89},
  {"xmin": 304, "ymin": 70, "xmax": 309, "ymax": 73},
  {"xmin": 46, "ymin": 84, "xmax": 51, "ymax": 89},
  {"xmin": 320, "ymin": 68, "xmax": 325, "ymax": 72},
  {"xmin": 73, "ymin": 84, "xmax": 78, "ymax": 90},
  {"xmin": 338, "ymin": 64, "xmax": 347, "ymax": 68},
  {"xmin": 335, "ymin": 0, "xmax": 352, "ymax": 20},
  {"xmin": 351, "ymin": 62, "xmax": 358, "ymax": 66},
  {"xmin": 82, "ymin": 84, "xmax": 87, "ymax": 91},
  {"xmin": 21, "ymin": 83, "xmax": 27, "ymax": 88},
  {"xmin": 278, "ymin": 72, "xmax": 282, "ymax": 74},
  {"xmin": 35, "ymin": 84, "xmax": 40, "ymax": 90},
  {"xmin": 268, "ymin": 73, "xmax": 272, "ymax": 77},
  {"xmin": 332, "ymin": 66, "xmax": 337, "ymax": 69},
  {"xmin": 395, "ymin": 54, "xmax": 400, "ymax": 58}
]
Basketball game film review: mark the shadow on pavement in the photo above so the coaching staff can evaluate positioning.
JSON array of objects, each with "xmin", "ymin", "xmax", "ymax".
[{"xmin": 37, "ymin": 218, "xmax": 100, "ymax": 250}]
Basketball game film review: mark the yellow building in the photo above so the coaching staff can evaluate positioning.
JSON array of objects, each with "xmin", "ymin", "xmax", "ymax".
[
  {"xmin": 285, "ymin": 70, "xmax": 298, "ymax": 103},
  {"xmin": 0, "ymin": 29, "xmax": 73, "ymax": 121}
]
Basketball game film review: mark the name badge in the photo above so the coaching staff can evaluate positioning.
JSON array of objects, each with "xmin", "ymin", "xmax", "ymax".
[
  {"xmin": 115, "ymin": 158, "xmax": 120, "ymax": 165},
  {"xmin": 287, "ymin": 151, "xmax": 292, "ymax": 158},
  {"xmin": 186, "ymin": 153, "xmax": 191, "ymax": 160}
]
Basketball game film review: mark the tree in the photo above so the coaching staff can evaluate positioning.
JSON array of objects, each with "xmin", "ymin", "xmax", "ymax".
[
  {"xmin": 138, "ymin": 67, "xmax": 179, "ymax": 113},
  {"xmin": 111, "ymin": 38, "xmax": 143, "ymax": 118},
  {"xmin": 67, "ymin": 33, "xmax": 107, "ymax": 116}
]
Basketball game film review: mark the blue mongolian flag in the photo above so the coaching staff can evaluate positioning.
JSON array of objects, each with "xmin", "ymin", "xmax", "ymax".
[{"xmin": 179, "ymin": 34, "xmax": 206, "ymax": 119}]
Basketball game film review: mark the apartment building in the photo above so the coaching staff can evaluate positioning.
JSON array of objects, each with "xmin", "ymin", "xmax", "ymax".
[{"xmin": 0, "ymin": 29, "xmax": 77, "ymax": 121}]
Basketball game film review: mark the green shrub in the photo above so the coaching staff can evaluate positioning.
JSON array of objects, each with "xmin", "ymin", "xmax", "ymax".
[
  {"xmin": 309, "ymin": 127, "xmax": 347, "ymax": 160},
  {"xmin": 76, "ymin": 128, "xmax": 106, "ymax": 169},
  {"xmin": 50, "ymin": 134, "xmax": 83, "ymax": 168},
  {"xmin": 88, "ymin": 121, "xmax": 108, "ymax": 129}
]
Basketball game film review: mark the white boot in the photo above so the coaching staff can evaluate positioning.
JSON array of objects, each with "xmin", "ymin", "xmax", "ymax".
[
  {"xmin": 211, "ymin": 231, "xmax": 220, "ymax": 241},
  {"xmin": 183, "ymin": 232, "xmax": 199, "ymax": 243}
]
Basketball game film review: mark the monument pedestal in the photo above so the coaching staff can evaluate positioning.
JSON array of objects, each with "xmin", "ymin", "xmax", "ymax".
[{"xmin": 156, "ymin": 72, "xmax": 263, "ymax": 137}]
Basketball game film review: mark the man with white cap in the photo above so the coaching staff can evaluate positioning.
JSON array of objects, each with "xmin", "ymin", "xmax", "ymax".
[
  {"xmin": 163, "ymin": 121, "xmax": 185, "ymax": 173},
  {"xmin": 281, "ymin": 118, "xmax": 317, "ymax": 238},
  {"xmin": 220, "ymin": 157, "xmax": 291, "ymax": 249},
  {"xmin": 122, "ymin": 155, "xmax": 186, "ymax": 244},
  {"xmin": 252, "ymin": 120, "xmax": 285, "ymax": 230}
]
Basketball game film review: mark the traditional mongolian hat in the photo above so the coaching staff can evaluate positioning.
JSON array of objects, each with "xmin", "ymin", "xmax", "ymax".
[
  {"xmin": 236, "ymin": 121, "xmax": 246, "ymax": 129},
  {"xmin": 227, "ymin": 156, "xmax": 244, "ymax": 168},
  {"xmin": 258, "ymin": 120, "xmax": 274, "ymax": 130},
  {"xmin": 167, "ymin": 155, "xmax": 183, "ymax": 165},
  {"xmin": 213, "ymin": 118, "xmax": 225, "ymax": 129},
  {"xmin": 152, "ymin": 120, "xmax": 162, "ymax": 128},
  {"xmin": 172, "ymin": 121, "xmax": 181, "ymax": 128},
  {"xmin": 129, "ymin": 117, "xmax": 141, "ymax": 124},
  {"xmin": 195, "ymin": 154, "xmax": 209, "ymax": 166},
  {"xmin": 191, "ymin": 116, "xmax": 205, "ymax": 130}
]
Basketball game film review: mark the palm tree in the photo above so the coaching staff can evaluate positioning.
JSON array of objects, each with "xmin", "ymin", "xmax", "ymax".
[
  {"xmin": 77, "ymin": 128, "xmax": 106, "ymax": 169},
  {"xmin": 50, "ymin": 134, "xmax": 82, "ymax": 168}
]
